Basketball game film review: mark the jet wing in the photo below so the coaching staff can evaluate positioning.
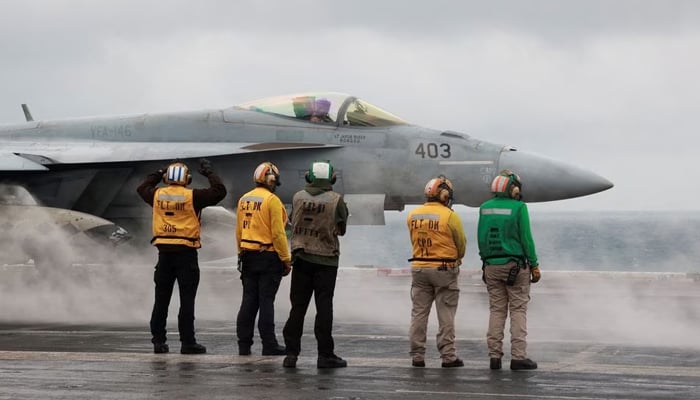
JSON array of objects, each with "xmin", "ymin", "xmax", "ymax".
[
  {"xmin": 5, "ymin": 142, "xmax": 339, "ymax": 166},
  {"xmin": 0, "ymin": 153, "xmax": 50, "ymax": 171}
]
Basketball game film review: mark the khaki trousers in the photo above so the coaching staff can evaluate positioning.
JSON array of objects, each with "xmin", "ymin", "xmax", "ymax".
[
  {"xmin": 409, "ymin": 267, "xmax": 460, "ymax": 363},
  {"xmin": 484, "ymin": 261, "xmax": 531, "ymax": 360}
]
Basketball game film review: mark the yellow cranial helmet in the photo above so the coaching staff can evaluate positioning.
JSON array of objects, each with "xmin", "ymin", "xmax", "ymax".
[{"xmin": 163, "ymin": 162, "xmax": 192, "ymax": 186}]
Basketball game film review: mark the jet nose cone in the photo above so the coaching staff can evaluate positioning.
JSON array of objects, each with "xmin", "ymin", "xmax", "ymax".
[{"xmin": 499, "ymin": 149, "xmax": 613, "ymax": 202}]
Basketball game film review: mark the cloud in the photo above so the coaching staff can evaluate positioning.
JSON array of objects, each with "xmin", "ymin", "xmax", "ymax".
[{"xmin": 0, "ymin": 0, "xmax": 697, "ymax": 210}]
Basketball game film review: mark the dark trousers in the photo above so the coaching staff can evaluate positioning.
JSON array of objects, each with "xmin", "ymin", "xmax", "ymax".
[
  {"xmin": 282, "ymin": 258, "xmax": 338, "ymax": 357},
  {"xmin": 150, "ymin": 249, "xmax": 200, "ymax": 345},
  {"xmin": 236, "ymin": 251, "xmax": 284, "ymax": 349}
]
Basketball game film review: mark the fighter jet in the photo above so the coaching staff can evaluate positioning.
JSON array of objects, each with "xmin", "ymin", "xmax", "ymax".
[{"xmin": 0, "ymin": 92, "xmax": 612, "ymax": 265}]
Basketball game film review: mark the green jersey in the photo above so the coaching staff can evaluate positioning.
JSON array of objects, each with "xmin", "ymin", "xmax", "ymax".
[{"xmin": 477, "ymin": 196, "xmax": 538, "ymax": 267}]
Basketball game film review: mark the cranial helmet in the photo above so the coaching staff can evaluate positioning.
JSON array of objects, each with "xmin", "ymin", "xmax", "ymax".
[
  {"xmin": 305, "ymin": 160, "xmax": 336, "ymax": 184},
  {"xmin": 490, "ymin": 169, "xmax": 522, "ymax": 199},
  {"xmin": 253, "ymin": 161, "xmax": 281, "ymax": 189},
  {"xmin": 292, "ymin": 96, "xmax": 315, "ymax": 118},
  {"xmin": 163, "ymin": 162, "xmax": 192, "ymax": 186},
  {"xmin": 312, "ymin": 99, "xmax": 331, "ymax": 116},
  {"xmin": 424, "ymin": 175, "xmax": 454, "ymax": 207}
]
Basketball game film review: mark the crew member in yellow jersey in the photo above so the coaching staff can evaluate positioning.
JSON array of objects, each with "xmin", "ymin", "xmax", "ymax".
[
  {"xmin": 406, "ymin": 176, "xmax": 466, "ymax": 368},
  {"xmin": 235, "ymin": 161, "xmax": 292, "ymax": 356},
  {"xmin": 137, "ymin": 159, "xmax": 226, "ymax": 355}
]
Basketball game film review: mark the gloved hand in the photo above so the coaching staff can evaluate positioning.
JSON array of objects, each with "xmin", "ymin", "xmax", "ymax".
[
  {"xmin": 199, "ymin": 158, "xmax": 213, "ymax": 176},
  {"xmin": 282, "ymin": 260, "xmax": 292, "ymax": 277},
  {"xmin": 155, "ymin": 165, "xmax": 167, "ymax": 181},
  {"xmin": 530, "ymin": 266, "xmax": 541, "ymax": 283}
]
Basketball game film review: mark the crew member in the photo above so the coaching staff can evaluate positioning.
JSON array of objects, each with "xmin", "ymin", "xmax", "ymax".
[
  {"xmin": 235, "ymin": 161, "xmax": 291, "ymax": 356},
  {"xmin": 407, "ymin": 176, "xmax": 466, "ymax": 368},
  {"xmin": 292, "ymin": 96, "xmax": 314, "ymax": 120},
  {"xmin": 477, "ymin": 170, "xmax": 540, "ymax": 370},
  {"xmin": 137, "ymin": 158, "xmax": 226, "ymax": 354},
  {"xmin": 282, "ymin": 160, "xmax": 349, "ymax": 369},
  {"xmin": 310, "ymin": 99, "xmax": 333, "ymax": 123}
]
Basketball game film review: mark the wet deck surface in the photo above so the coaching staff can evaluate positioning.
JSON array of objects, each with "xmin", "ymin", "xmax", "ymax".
[{"xmin": 1, "ymin": 265, "xmax": 700, "ymax": 399}]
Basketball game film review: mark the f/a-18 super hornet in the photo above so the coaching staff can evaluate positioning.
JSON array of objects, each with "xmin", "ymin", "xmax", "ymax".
[{"xmin": 0, "ymin": 92, "xmax": 612, "ymax": 267}]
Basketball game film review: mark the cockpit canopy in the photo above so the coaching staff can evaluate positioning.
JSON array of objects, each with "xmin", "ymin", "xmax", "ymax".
[{"xmin": 236, "ymin": 92, "xmax": 408, "ymax": 127}]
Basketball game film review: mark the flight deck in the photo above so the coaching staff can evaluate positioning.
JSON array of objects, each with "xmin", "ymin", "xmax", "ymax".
[{"xmin": 1, "ymin": 264, "xmax": 699, "ymax": 399}]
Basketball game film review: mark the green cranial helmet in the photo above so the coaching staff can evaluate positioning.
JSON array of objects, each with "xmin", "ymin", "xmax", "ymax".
[{"xmin": 305, "ymin": 160, "xmax": 336, "ymax": 184}]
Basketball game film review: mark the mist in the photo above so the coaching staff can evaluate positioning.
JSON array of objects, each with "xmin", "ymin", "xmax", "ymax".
[
  {"xmin": 332, "ymin": 208, "xmax": 700, "ymax": 349},
  {"xmin": 2, "ymin": 208, "xmax": 700, "ymax": 350}
]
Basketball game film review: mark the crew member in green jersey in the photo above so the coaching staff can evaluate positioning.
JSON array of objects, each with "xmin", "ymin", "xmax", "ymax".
[{"xmin": 477, "ymin": 170, "xmax": 541, "ymax": 371}]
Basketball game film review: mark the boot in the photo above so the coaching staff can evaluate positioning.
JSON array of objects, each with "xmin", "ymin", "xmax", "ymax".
[
  {"xmin": 153, "ymin": 343, "xmax": 169, "ymax": 354},
  {"xmin": 180, "ymin": 343, "xmax": 207, "ymax": 354},
  {"xmin": 238, "ymin": 346, "xmax": 251, "ymax": 356},
  {"xmin": 441, "ymin": 358, "xmax": 464, "ymax": 368},
  {"xmin": 412, "ymin": 359, "xmax": 425, "ymax": 367},
  {"xmin": 490, "ymin": 358, "xmax": 502, "ymax": 370},
  {"xmin": 283, "ymin": 355, "xmax": 298, "ymax": 368},
  {"xmin": 262, "ymin": 344, "xmax": 286, "ymax": 356},
  {"xmin": 317, "ymin": 354, "xmax": 347, "ymax": 368},
  {"xmin": 510, "ymin": 358, "xmax": 538, "ymax": 370}
]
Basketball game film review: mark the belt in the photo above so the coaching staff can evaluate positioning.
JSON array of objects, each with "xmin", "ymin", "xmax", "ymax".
[
  {"xmin": 240, "ymin": 249, "xmax": 275, "ymax": 256},
  {"xmin": 408, "ymin": 257, "xmax": 457, "ymax": 263},
  {"xmin": 412, "ymin": 265, "xmax": 458, "ymax": 271}
]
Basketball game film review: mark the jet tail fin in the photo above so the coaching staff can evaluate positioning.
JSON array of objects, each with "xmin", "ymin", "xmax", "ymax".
[{"xmin": 21, "ymin": 104, "xmax": 34, "ymax": 122}]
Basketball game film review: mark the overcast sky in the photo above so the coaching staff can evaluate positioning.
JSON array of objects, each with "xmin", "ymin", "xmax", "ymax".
[{"xmin": 1, "ymin": 0, "xmax": 698, "ymax": 212}]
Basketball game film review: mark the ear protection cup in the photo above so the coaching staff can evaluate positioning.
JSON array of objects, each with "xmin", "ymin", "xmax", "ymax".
[
  {"xmin": 438, "ymin": 183, "xmax": 454, "ymax": 207},
  {"xmin": 510, "ymin": 184, "xmax": 521, "ymax": 200},
  {"xmin": 438, "ymin": 187, "xmax": 450, "ymax": 204},
  {"xmin": 266, "ymin": 174, "xmax": 279, "ymax": 187},
  {"xmin": 305, "ymin": 171, "xmax": 312, "ymax": 183}
]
